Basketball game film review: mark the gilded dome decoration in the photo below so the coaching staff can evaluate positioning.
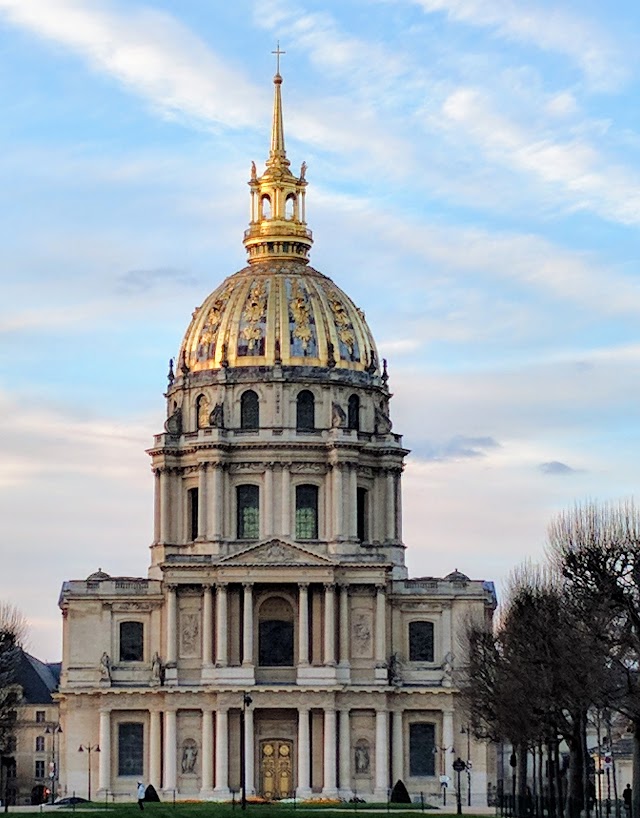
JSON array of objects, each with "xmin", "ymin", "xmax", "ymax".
[
  {"xmin": 176, "ymin": 69, "xmax": 380, "ymax": 379},
  {"xmin": 179, "ymin": 260, "xmax": 379, "ymax": 374}
]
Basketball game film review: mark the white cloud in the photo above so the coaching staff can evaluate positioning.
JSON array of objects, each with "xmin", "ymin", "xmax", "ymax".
[
  {"xmin": 0, "ymin": 0, "xmax": 263, "ymax": 128},
  {"xmin": 439, "ymin": 87, "xmax": 640, "ymax": 225},
  {"xmin": 405, "ymin": 0, "xmax": 625, "ymax": 89}
]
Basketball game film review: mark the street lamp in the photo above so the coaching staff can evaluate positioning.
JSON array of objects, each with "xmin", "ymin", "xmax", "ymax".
[
  {"xmin": 78, "ymin": 744, "xmax": 100, "ymax": 801},
  {"xmin": 240, "ymin": 694, "xmax": 253, "ymax": 811},
  {"xmin": 44, "ymin": 724, "xmax": 63, "ymax": 805},
  {"xmin": 460, "ymin": 726, "xmax": 472, "ymax": 806}
]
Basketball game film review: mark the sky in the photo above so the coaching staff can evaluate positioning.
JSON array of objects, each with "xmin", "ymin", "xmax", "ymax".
[{"xmin": 1, "ymin": 0, "xmax": 639, "ymax": 661}]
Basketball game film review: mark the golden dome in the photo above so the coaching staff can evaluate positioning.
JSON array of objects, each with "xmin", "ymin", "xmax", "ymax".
[
  {"xmin": 178, "ymin": 259, "xmax": 379, "ymax": 375},
  {"xmin": 175, "ymin": 69, "xmax": 380, "ymax": 380}
]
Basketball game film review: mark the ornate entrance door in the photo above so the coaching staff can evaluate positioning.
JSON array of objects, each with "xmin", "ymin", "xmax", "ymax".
[{"xmin": 259, "ymin": 739, "xmax": 294, "ymax": 800}]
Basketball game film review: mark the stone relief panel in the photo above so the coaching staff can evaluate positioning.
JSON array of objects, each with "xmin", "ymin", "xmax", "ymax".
[
  {"xmin": 179, "ymin": 594, "xmax": 202, "ymax": 660},
  {"xmin": 351, "ymin": 608, "xmax": 373, "ymax": 659}
]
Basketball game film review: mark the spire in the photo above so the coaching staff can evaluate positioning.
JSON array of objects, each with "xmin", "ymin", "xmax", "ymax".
[
  {"xmin": 243, "ymin": 53, "xmax": 313, "ymax": 265},
  {"xmin": 269, "ymin": 43, "xmax": 288, "ymax": 167}
]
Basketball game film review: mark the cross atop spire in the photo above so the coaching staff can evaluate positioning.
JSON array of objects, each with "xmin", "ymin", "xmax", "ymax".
[{"xmin": 272, "ymin": 41, "xmax": 286, "ymax": 76}]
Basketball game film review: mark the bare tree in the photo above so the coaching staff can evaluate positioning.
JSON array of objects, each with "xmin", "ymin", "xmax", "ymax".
[{"xmin": 549, "ymin": 500, "xmax": 640, "ymax": 818}]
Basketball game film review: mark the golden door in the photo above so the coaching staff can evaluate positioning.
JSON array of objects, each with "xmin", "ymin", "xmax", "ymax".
[{"xmin": 259, "ymin": 740, "xmax": 293, "ymax": 800}]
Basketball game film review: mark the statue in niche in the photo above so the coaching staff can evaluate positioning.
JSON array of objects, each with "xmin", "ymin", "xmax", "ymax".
[
  {"xmin": 150, "ymin": 652, "xmax": 163, "ymax": 686},
  {"xmin": 181, "ymin": 739, "xmax": 198, "ymax": 774},
  {"xmin": 99, "ymin": 652, "xmax": 111, "ymax": 683},
  {"xmin": 441, "ymin": 652, "xmax": 454, "ymax": 687},
  {"xmin": 331, "ymin": 401, "xmax": 346, "ymax": 428},
  {"xmin": 354, "ymin": 740, "xmax": 370, "ymax": 775}
]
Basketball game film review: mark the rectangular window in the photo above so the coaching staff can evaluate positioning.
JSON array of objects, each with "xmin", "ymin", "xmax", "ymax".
[
  {"xmin": 409, "ymin": 621, "xmax": 435, "ymax": 662},
  {"xmin": 35, "ymin": 711, "xmax": 45, "ymax": 723},
  {"xmin": 237, "ymin": 485, "xmax": 259, "ymax": 539},
  {"xmin": 409, "ymin": 723, "xmax": 435, "ymax": 777},
  {"xmin": 118, "ymin": 723, "xmax": 144, "ymax": 777},
  {"xmin": 35, "ymin": 760, "xmax": 45, "ymax": 778},
  {"xmin": 35, "ymin": 736, "xmax": 45, "ymax": 752},
  {"xmin": 295, "ymin": 484, "xmax": 318, "ymax": 539},
  {"xmin": 188, "ymin": 487, "xmax": 199, "ymax": 540},
  {"xmin": 120, "ymin": 621, "xmax": 144, "ymax": 662},
  {"xmin": 357, "ymin": 487, "xmax": 368, "ymax": 542}
]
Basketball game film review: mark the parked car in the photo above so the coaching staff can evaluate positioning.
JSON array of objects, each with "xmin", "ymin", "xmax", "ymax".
[{"xmin": 54, "ymin": 796, "xmax": 90, "ymax": 806}]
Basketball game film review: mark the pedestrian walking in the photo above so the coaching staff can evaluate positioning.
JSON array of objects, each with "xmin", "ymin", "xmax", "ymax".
[
  {"xmin": 623, "ymin": 784, "xmax": 632, "ymax": 818},
  {"xmin": 137, "ymin": 781, "xmax": 146, "ymax": 811}
]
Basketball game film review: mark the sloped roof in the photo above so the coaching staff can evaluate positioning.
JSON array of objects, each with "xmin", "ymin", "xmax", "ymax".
[{"xmin": 15, "ymin": 651, "xmax": 60, "ymax": 704}]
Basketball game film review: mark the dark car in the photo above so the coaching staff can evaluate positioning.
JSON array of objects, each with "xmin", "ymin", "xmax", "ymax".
[{"xmin": 54, "ymin": 797, "xmax": 90, "ymax": 806}]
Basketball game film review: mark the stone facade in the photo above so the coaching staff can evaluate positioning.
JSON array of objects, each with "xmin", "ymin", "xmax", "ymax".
[{"xmin": 57, "ymin": 70, "xmax": 497, "ymax": 804}]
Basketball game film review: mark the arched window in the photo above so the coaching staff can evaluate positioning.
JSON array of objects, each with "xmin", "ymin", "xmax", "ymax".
[
  {"xmin": 295, "ymin": 484, "xmax": 318, "ymax": 540},
  {"xmin": 408, "ymin": 621, "xmax": 434, "ymax": 662},
  {"xmin": 119, "ymin": 621, "xmax": 144, "ymax": 662},
  {"xmin": 260, "ymin": 195, "xmax": 272, "ymax": 219},
  {"xmin": 240, "ymin": 390, "xmax": 259, "ymax": 430},
  {"xmin": 296, "ymin": 390, "xmax": 315, "ymax": 430},
  {"xmin": 285, "ymin": 194, "xmax": 296, "ymax": 220},
  {"xmin": 196, "ymin": 394, "xmax": 209, "ymax": 429},
  {"xmin": 348, "ymin": 394, "xmax": 360, "ymax": 430},
  {"xmin": 237, "ymin": 485, "xmax": 259, "ymax": 539},
  {"xmin": 258, "ymin": 597, "xmax": 294, "ymax": 666}
]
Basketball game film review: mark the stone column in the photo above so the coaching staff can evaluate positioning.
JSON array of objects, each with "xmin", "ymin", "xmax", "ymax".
[
  {"xmin": 163, "ymin": 709, "xmax": 177, "ymax": 792},
  {"xmin": 201, "ymin": 708, "xmax": 214, "ymax": 794},
  {"xmin": 386, "ymin": 471, "xmax": 395, "ymax": 542},
  {"xmin": 202, "ymin": 585, "xmax": 213, "ymax": 666},
  {"xmin": 338, "ymin": 584, "xmax": 350, "ymax": 666},
  {"xmin": 211, "ymin": 465, "xmax": 223, "ymax": 540},
  {"xmin": 198, "ymin": 464, "xmax": 207, "ymax": 539},
  {"xmin": 160, "ymin": 469, "xmax": 171, "ymax": 543},
  {"xmin": 442, "ymin": 709, "xmax": 455, "ymax": 782},
  {"xmin": 338, "ymin": 709, "xmax": 351, "ymax": 796},
  {"xmin": 245, "ymin": 705, "xmax": 255, "ymax": 795},
  {"xmin": 149, "ymin": 710, "xmax": 161, "ymax": 790},
  {"xmin": 332, "ymin": 464, "xmax": 343, "ymax": 539},
  {"xmin": 281, "ymin": 465, "xmax": 291, "ymax": 537},
  {"xmin": 297, "ymin": 708, "xmax": 311, "ymax": 798},
  {"xmin": 242, "ymin": 583, "xmax": 254, "ymax": 666},
  {"xmin": 324, "ymin": 584, "xmax": 336, "ymax": 666},
  {"xmin": 349, "ymin": 465, "xmax": 358, "ymax": 539},
  {"xmin": 175, "ymin": 470, "xmax": 184, "ymax": 544},
  {"xmin": 375, "ymin": 709, "xmax": 389, "ymax": 798},
  {"xmin": 166, "ymin": 585, "xmax": 177, "ymax": 665},
  {"xmin": 153, "ymin": 471, "xmax": 161, "ymax": 543},
  {"xmin": 215, "ymin": 584, "xmax": 228, "ymax": 667},
  {"xmin": 264, "ymin": 464, "xmax": 273, "ymax": 537},
  {"xmin": 98, "ymin": 709, "xmax": 110, "ymax": 793},
  {"xmin": 298, "ymin": 584, "xmax": 309, "ymax": 667},
  {"xmin": 391, "ymin": 710, "xmax": 403, "ymax": 786},
  {"xmin": 322, "ymin": 708, "xmax": 338, "ymax": 797},
  {"xmin": 375, "ymin": 585, "xmax": 386, "ymax": 667},
  {"xmin": 214, "ymin": 708, "xmax": 230, "ymax": 797}
]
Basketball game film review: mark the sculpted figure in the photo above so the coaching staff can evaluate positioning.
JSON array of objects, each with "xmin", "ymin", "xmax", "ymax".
[{"xmin": 100, "ymin": 652, "xmax": 111, "ymax": 682}]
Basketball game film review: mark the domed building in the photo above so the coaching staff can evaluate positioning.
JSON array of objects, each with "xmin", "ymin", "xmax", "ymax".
[{"xmin": 58, "ymin": 69, "xmax": 496, "ymax": 804}]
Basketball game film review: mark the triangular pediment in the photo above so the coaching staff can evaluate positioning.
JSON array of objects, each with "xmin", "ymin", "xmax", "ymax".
[{"xmin": 219, "ymin": 539, "xmax": 334, "ymax": 566}]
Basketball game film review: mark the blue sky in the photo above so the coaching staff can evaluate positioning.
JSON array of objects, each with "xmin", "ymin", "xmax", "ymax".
[{"xmin": 1, "ymin": 0, "xmax": 639, "ymax": 660}]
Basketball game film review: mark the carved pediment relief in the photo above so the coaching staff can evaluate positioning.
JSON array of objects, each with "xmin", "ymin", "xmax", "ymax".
[{"xmin": 219, "ymin": 538, "xmax": 333, "ymax": 566}]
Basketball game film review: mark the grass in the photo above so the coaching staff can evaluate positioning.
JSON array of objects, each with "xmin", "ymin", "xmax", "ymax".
[{"xmin": 23, "ymin": 803, "xmax": 441, "ymax": 818}]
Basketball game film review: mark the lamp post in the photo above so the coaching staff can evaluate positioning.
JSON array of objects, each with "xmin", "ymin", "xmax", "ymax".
[
  {"xmin": 240, "ymin": 694, "xmax": 253, "ymax": 811},
  {"xmin": 78, "ymin": 743, "xmax": 100, "ymax": 801},
  {"xmin": 44, "ymin": 724, "xmax": 63, "ymax": 804},
  {"xmin": 461, "ymin": 726, "xmax": 472, "ymax": 806}
]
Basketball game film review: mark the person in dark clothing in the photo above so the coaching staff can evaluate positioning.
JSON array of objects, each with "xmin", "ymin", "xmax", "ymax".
[{"xmin": 623, "ymin": 784, "xmax": 632, "ymax": 818}]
